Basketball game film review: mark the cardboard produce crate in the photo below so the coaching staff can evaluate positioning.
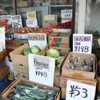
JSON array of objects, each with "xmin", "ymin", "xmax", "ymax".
[
  {"xmin": 0, "ymin": 50, "xmax": 7, "ymax": 60},
  {"xmin": 60, "ymin": 76, "xmax": 97, "ymax": 99},
  {"xmin": 6, "ymin": 40, "xmax": 27, "ymax": 47},
  {"xmin": 48, "ymin": 32, "xmax": 71, "ymax": 47},
  {"xmin": 43, "ymin": 46, "xmax": 70, "ymax": 86},
  {"xmin": 17, "ymin": 1, "xmax": 31, "ymax": 7},
  {"xmin": 2, "ymin": 78, "xmax": 60, "ymax": 100},
  {"xmin": 9, "ymin": 43, "xmax": 48, "ymax": 79},
  {"xmin": 62, "ymin": 52, "xmax": 96, "ymax": 80}
]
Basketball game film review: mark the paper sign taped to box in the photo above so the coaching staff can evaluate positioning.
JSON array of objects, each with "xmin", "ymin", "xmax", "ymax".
[
  {"xmin": 28, "ymin": 33, "xmax": 47, "ymax": 50},
  {"xmin": 0, "ymin": 28, "xmax": 5, "ymax": 50},
  {"xmin": 28, "ymin": 54, "xmax": 55, "ymax": 86},
  {"xmin": 66, "ymin": 80, "xmax": 96, "ymax": 100}
]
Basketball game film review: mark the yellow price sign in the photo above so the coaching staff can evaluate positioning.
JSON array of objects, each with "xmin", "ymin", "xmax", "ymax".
[{"xmin": 0, "ymin": 29, "xmax": 3, "ymax": 34}]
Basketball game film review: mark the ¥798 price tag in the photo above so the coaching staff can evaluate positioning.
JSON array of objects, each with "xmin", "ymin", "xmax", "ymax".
[{"xmin": 66, "ymin": 80, "xmax": 96, "ymax": 100}]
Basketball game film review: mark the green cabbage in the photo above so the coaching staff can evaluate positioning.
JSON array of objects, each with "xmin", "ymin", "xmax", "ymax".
[
  {"xmin": 31, "ymin": 45, "xmax": 41, "ymax": 54},
  {"xmin": 23, "ymin": 48, "xmax": 32, "ymax": 56},
  {"xmin": 46, "ymin": 48, "xmax": 59, "ymax": 58}
]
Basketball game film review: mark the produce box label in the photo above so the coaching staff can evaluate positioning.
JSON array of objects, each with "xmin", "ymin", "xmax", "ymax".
[
  {"xmin": 26, "ymin": 19, "xmax": 38, "ymax": 27},
  {"xmin": 27, "ymin": 11, "xmax": 36, "ymax": 20},
  {"xmin": 61, "ymin": 10, "xmax": 72, "ymax": 23},
  {"xmin": 28, "ymin": 33, "xmax": 47, "ymax": 50},
  {"xmin": 0, "ymin": 28, "xmax": 5, "ymax": 50},
  {"xmin": 11, "ymin": 15, "xmax": 23, "ymax": 28},
  {"xmin": 28, "ymin": 54, "xmax": 55, "ymax": 86},
  {"xmin": 51, "ymin": 38, "xmax": 62, "ymax": 47},
  {"xmin": 73, "ymin": 34, "xmax": 93, "ymax": 54},
  {"xmin": 66, "ymin": 80, "xmax": 96, "ymax": 100}
]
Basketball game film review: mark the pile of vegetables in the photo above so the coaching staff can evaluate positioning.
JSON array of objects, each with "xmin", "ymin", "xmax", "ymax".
[
  {"xmin": 8, "ymin": 82, "xmax": 59, "ymax": 100},
  {"xmin": 46, "ymin": 48, "xmax": 64, "ymax": 66},
  {"xmin": 66, "ymin": 56, "xmax": 93, "ymax": 72},
  {"xmin": 23, "ymin": 45, "xmax": 41, "ymax": 56}
]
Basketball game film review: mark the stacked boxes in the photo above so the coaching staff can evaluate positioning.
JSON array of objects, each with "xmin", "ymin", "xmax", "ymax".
[{"xmin": 60, "ymin": 52, "xmax": 96, "ymax": 98}]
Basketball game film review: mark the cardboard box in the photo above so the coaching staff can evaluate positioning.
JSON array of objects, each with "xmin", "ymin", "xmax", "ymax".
[
  {"xmin": 17, "ymin": 1, "xmax": 31, "ymax": 7},
  {"xmin": 0, "ymin": 49, "xmax": 7, "ymax": 60},
  {"xmin": 9, "ymin": 43, "xmax": 48, "ymax": 79},
  {"xmin": 43, "ymin": 14, "xmax": 57, "ymax": 28},
  {"xmin": 60, "ymin": 76, "xmax": 97, "ymax": 99},
  {"xmin": 6, "ymin": 40, "xmax": 27, "ymax": 47},
  {"xmin": 43, "ymin": 46, "xmax": 70, "ymax": 86},
  {"xmin": 14, "ymin": 33, "xmax": 28, "ymax": 40},
  {"xmin": 62, "ymin": 52, "xmax": 96, "ymax": 80},
  {"xmin": 2, "ymin": 78, "xmax": 60, "ymax": 100},
  {"xmin": 48, "ymin": 32, "xmax": 71, "ymax": 47}
]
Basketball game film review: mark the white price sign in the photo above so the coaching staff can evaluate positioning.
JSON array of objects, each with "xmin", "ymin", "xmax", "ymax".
[
  {"xmin": 11, "ymin": 15, "xmax": 23, "ymax": 28},
  {"xmin": 26, "ymin": 19, "xmax": 38, "ymax": 27},
  {"xmin": 28, "ymin": 33, "xmax": 47, "ymax": 50},
  {"xmin": 61, "ymin": 10, "xmax": 72, "ymax": 23},
  {"xmin": 73, "ymin": 34, "xmax": 93, "ymax": 54},
  {"xmin": 28, "ymin": 54, "xmax": 55, "ymax": 86},
  {"xmin": 66, "ymin": 80, "xmax": 96, "ymax": 100},
  {"xmin": 0, "ymin": 28, "xmax": 5, "ymax": 49}
]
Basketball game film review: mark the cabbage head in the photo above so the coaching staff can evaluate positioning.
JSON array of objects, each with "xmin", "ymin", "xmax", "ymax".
[
  {"xmin": 31, "ymin": 45, "xmax": 41, "ymax": 54},
  {"xmin": 23, "ymin": 48, "xmax": 32, "ymax": 56},
  {"xmin": 46, "ymin": 48, "xmax": 59, "ymax": 58}
]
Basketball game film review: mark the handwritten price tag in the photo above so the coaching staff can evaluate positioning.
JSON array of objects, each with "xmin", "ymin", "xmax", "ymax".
[
  {"xmin": 66, "ymin": 80, "xmax": 96, "ymax": 100},
  {"xmin": 27, "ymin": 11, "xmax": 36, "ymax": 20},
  {"xmin": 73, "ymin": 34, "xmax": 93, "ymax": 54},
  {"xmin": 26, "ymin": 19, "xmax": 38, "ymax": 27},
  {"xmin": 0, "ymin": 28, "xmax": 5, "ymax": 49},
  {"xmin": 11, "ymin": 15, "xmax": 23, "ymax": 28},
  {"xmin": 28, "ymin": 54, "xmax": 55, "ymax": 86}
]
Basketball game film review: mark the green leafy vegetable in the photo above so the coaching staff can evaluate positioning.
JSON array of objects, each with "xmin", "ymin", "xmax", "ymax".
[{"xmin": 46, "ymin": 48, "xmax": 59, "ymax": 58}]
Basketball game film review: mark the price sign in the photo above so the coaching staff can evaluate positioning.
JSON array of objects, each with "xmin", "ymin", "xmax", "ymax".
[
  {"xmin": 27, "ymin": 11, "xmax": 36, "ymax": 20},
  {"xmin": 61, "ymin": 10, "xmax": 72, "ymax": 23},
  {"xmin": 66, "ymin": 80, "xmax": 96, "ymax": 100},
  {"xmin": 26, "ymin": 19, "xmax": 38, "ymax": 27},
  {"xmin": 0, "ymin": 28, "xmax": 5, "ymax": 49},
  {"xmin": 11, "ymin": 15, "xmax": 23, "ymax": 28},
  {"xmin": 28, "ymin": 54, "xmax": 55, "ymax": 86},
  {"xmin": 28, "ymin": 33, "xmax": 47, "ymax": 50},
  {"xmin": 73, "ymin": 34, "xmax": 93, "ymax": 54}
]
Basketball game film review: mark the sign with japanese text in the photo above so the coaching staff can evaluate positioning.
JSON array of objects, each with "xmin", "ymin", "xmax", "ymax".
[
  {"xmin": 66, "ymin": 80, "xmax": 96, "ymax": 100},
  {"xmin": 61, "ymin": 10, "xmax": 72, "ymax": 23},
  {"xmin": 27, "ymin": 11, "xmax": 36, "ymax": 20},
  {"xmin": 28, "ymin": 54, "xmax": 55, "ymax": 86},
  {"xmin": 26, "ymin": 19, "xmax": 38, "ymax": 27},
  {"xmin": 11, "ymin": 15, "xmax": 23, "ymax": 28},
  {"xmin": 28, "ymin": 33, "xmax": 47, "ymax": 50},
  {"xmin": 0, "ymin": 28, "xmax": 5, "ymax": 50},
  {"xmin": 73, "ymin": 34, "xmax": 93, "ymax": 54}
]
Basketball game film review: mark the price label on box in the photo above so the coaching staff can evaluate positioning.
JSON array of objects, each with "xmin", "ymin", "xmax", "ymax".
[
  {"xmin": 26, "ymin": 19, "xmax": 38, "ymax": 27},
  {"xmin": 11, "ymin": 15, "xmax": 23, "ymax": 28},
  {"xmin": 66, "ymin": 80, "xmax": 96, "ymax": 100},
  {"xmin": 73, "ymin": 34, "xmax": 93, "ymax": 54},
  {"xmin": 28, "ymin": 54, "xmax": 55, "ymax": 86},
  {"xmin": 28, "ymin": 33, "xmax": 47, "ymax": 50}
]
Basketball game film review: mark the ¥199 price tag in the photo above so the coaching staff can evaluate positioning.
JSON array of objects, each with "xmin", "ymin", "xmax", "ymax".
[
  {"xmin": 66, "ymin": 80, "xmax": 96, "ymax": 100},
  {"xmin": 73, "ymin": 34, "xmax": 93, "ymax": 54}
]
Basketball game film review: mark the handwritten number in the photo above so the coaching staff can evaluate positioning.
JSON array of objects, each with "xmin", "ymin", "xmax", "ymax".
[{"xmin": 81, "ymin": 88, "xmax": 88, "ymax": 98}]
